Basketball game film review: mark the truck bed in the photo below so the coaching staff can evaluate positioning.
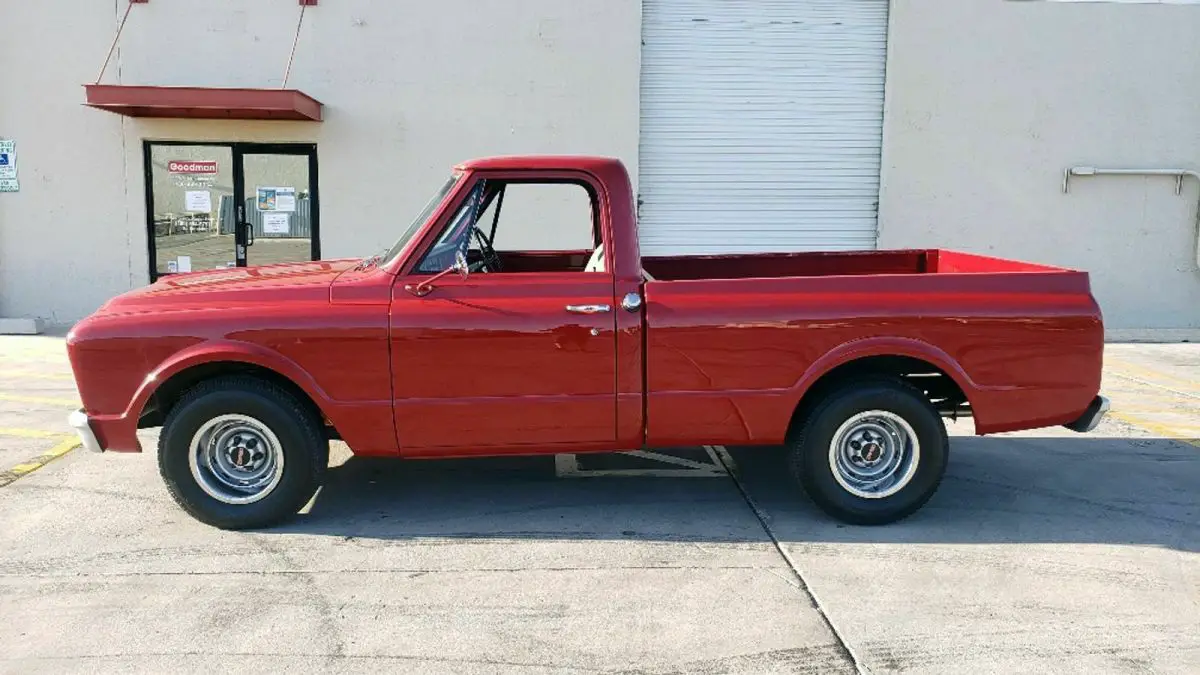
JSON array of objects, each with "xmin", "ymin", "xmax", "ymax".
[
  {"xmin": 641, "ymin": 249, "xmax": 1065, "ymax": 282},
  {"xmin": 640, "ymin": 248, "xmax": 1103, "ymax": 447}
]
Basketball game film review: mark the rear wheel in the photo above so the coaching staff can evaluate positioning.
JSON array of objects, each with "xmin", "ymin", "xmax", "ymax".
[
  {"xmin": 788, "ymin": 377, "xmax": 948, "ymax": 525},
  {"xmin": 157, "ymin": 376, "xmax": 328, "ymax": 530}
]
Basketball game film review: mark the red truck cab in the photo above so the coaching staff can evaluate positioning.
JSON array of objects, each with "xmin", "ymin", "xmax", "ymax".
[{"xmin": 67, "ymin": 156, "xmax": 1108, "ymax": 529}]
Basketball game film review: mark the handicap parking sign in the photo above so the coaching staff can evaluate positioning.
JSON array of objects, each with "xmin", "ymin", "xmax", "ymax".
[{"xmin": 0, "ymin": 143, "xmax": 15, "ymax": 180}]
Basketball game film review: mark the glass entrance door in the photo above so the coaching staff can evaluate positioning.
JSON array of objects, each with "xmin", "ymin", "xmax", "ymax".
[
  {"xmin": 145, "ymin": 142, "xmax": 320, "ymax": 281},
  {"xmin": 235, "ymin": 146, "xmax": 319, "ymax": 268},
  {"xmin": 146, "ymin": 144, "xmax": 237, "ymax": 276}
]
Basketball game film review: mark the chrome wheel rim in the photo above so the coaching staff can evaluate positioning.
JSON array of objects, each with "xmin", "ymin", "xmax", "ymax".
[
  {"xmin": 828, "ymin": 410, "xmax": 920, "ymax": 500},
  {"xmin": 188, "ymin": 414, "xmax": 284, "ymax": 505}
]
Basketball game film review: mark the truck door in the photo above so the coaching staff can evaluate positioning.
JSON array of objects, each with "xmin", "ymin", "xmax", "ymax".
[{"xmin": 389, "ymin": 175, "xmax": 618, "ymax": 453}]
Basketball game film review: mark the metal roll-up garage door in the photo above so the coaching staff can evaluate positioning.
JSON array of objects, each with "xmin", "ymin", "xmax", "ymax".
[{"xmin": 638, "ymin": 0, "xmax": 890, "ymax": 255}]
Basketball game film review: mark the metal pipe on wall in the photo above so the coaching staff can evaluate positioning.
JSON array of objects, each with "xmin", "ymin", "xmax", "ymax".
[{"xmin": 1062, "ymin": 166, "xmax": 1200, "ymax": 270}]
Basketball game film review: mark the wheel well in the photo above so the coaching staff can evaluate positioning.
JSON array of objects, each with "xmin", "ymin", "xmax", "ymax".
[
  {"xmin": 138, "ymin": 361, "xmax": 339, "ymax": 440},
  {"xmin": 787, "ymin": 355, "xmax": 970, "ymax": 440}
]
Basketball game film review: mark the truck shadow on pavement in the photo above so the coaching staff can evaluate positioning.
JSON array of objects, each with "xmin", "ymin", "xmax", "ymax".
[{"xmin": 276, "ymin": 436, "xmax": 1200, "ymax": 553}]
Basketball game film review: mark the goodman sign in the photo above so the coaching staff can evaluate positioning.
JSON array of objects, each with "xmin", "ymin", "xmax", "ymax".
[{"xmin": 168, "ymin": 160, "xmax": 219, "ymax": 174}]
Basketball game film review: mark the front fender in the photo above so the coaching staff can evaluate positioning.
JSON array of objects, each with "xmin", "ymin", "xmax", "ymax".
[
  {"xmin": 82, "ymin": 339, "xmax": 336, "ymax": 454},
  {"xmin": 128, "ymin": 339, "xmax": 335, "ymax": 421}
]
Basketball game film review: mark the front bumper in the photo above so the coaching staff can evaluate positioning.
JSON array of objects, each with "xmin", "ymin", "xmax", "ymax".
[
  {"xmin": 67, "ymin": 409, "xmax": 105, "ymax": 453},
  {"xmin": 1064, "ymin": 395, "xmax": 1111, "ymax": 433}
]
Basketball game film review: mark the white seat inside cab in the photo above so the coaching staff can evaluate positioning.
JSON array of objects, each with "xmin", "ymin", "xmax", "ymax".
[
  {"xmin": 585, "ymin": 244, "xmax": 605, "ymax": 272},
  {"xmin": 583, "ymin": 242, "xmax": 657, "ymax": 281}
]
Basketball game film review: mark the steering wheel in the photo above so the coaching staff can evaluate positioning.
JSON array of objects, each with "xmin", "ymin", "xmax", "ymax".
[{"xmin": 469, "ymin": 225, "xmax": 503, "ymax": 273}]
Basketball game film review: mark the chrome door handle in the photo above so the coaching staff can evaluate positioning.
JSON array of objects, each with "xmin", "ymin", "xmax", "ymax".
[{"xmin": 565, "ymin": 304, "xmax": 611, "ymax": 314}]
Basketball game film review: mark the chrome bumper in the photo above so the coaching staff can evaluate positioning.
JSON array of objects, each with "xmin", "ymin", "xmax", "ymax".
[
  {"xmin": 1064, "ymin": 395, "xmax": 1111, "ymax": 433},
  {"xmin": 67, "ymin": 409, "xmax": 104, "ymax": 453}
]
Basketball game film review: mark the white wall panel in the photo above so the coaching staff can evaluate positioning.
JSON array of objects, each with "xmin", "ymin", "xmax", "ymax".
[{"xmin": 639, "ymin": 0, "xmax": 890, "ymax": 255}]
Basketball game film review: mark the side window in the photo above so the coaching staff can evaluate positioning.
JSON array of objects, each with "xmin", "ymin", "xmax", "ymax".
[
  {"xmin": 487, "ymin": 183, "xmax": 596, "ymax": 252},
  {"xmin": 415, "ymin": 179, "xmax": 601, "ymax": 275},
  {"xmin": 415, "ymin": 180, "xmax": 487, "ymax": 274}
]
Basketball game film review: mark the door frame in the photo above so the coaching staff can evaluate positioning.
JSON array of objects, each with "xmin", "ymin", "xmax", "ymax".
[{"xmin": 142, "ymin": 140, "xmax": 321, "ymax": 282}]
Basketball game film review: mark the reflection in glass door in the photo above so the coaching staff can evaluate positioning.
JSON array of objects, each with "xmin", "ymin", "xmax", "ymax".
[
  {"xmin": 238, "ymin": 148, "xmax": 319, "ymax": 268},
  {"xmin": 144, "ymin": 142, "xmax": 320, "ymax": 281},
  {"xmin": 146, "ymin": 144, "xmax": 236, "ymax": 277}
]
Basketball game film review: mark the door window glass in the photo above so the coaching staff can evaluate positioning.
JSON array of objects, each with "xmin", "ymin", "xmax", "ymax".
[
  {"xmin": 416, "ymin": 180, "xmax": 488, "ymax": 273},
  {"xmin": 383, "ymin": 173, "xmax": 459, "ymax": 265},
  {"xmin": 241, "ymin": 153, "xmax": 315, "ymax": 267},
  {"xmin": 147, "ymin": 145, "xmax": 235, "ymax": 276},
  {"xmin": 414, "ymin": 180, "xmax": 599, "ymax": 275},
  {"xmin": 486, "ymin": 183, "xmax": 595, "ymax": 252}
]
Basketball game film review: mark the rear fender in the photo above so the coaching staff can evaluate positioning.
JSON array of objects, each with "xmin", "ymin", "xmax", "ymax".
[{"xmin": 792, "ymin": 337, "xmax": 980, "ymax": 407}]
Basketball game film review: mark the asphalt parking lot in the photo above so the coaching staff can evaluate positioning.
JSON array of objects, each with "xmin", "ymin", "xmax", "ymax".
[{"xmin": 0, "ymin": 335, "xmax": 1196, "ymax": 674}]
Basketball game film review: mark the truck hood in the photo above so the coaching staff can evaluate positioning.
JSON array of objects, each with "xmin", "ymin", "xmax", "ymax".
[{"xmin": 96, "ymin": 258, "xmax": 362, "ymax": 315}]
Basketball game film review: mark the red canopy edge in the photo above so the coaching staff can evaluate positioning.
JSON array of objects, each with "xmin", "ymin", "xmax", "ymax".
[{"xmin": 83, "ymin": 84, "xmax": 323, "ymax": 122}]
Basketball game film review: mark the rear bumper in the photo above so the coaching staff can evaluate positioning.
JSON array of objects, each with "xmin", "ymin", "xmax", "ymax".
[
  {"xmin": 1063, "ymin": 395, "xmax": 1110, "ymax": 433},
  {"xmin": 67, "ymin": 409, "xmax": 105, "ymax": 453}
]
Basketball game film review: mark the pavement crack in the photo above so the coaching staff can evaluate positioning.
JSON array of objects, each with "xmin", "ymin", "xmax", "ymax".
[
  {"xmin": 762, "ymin": 566, "xmax": 803, "ymax": 591},
  {"xmin": 712, "ymin": 446, "xmax": 868, "ymax": 675},
  {"xmin": 249, "ymin": 535, "xmax": 348, "ymax": 662},
  {"xmin": 610, "ymin": 644, "xmax": 854, "ymax": 675},
  {"xmin": 5, "ymin": 482, "xmax": 157, "ymax": 503}
]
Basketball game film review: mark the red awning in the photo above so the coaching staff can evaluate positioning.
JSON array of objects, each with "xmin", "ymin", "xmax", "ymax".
[{"xmin": 83, "ymin": 84, "xmax": 323, "ymax": 121}]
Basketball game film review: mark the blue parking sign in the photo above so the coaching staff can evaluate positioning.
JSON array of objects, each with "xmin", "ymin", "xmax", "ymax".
[{"xmin": 0, "ymin": 153, "xmax": 9, "ymax": 166}]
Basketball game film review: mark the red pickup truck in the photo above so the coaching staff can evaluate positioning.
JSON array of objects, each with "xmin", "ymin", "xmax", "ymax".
[{"xmin": 66, "ymin": 155, "xmax": 1108, "ymax": 529}]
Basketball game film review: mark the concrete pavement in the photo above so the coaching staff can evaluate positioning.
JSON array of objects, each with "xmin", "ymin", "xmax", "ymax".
[{"xmin": 0, "ymin": 335, "xmax": 1196, "ymax": 673}]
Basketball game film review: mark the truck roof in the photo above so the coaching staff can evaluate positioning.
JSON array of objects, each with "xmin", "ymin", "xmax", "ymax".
[{"xmin": 455, "ymin": 155, "xmax": 625, "ymax": 172}]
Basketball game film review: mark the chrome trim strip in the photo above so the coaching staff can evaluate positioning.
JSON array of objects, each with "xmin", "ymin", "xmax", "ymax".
[{"xmin": 565, "ymin": 304, "xmax": 612, "ymax": 314}]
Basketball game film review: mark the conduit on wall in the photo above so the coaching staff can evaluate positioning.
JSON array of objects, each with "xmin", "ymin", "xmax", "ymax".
[{"xmin": 1063, "ymin": 166, "xmax": 1200, "ymax": 270}]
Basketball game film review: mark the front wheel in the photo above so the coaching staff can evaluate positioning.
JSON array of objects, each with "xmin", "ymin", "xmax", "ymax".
[
  {"xmin": 157, "ymin": 376, "xmax": 328, "ymax": 530},
  {"xmin": 788, "ymin": 377, "xmax": 949, "ymax": 525}
]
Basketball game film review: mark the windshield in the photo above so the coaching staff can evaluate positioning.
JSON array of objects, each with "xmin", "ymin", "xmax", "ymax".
[{"xmin": 382, "ymin": 173, "xmax": 461, "ymax": 265}]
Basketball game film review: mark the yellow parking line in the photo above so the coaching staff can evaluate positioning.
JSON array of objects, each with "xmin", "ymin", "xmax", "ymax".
[
  {"xmin": 1113, "ymin": 408, "xmax": 1200, "ymax": 417},
  {"xmin": 1116, "ymin": 418, "xmax": 1200, "ymax": 433},
  {"xmin": 0, "ymin": 437, "xmax": 80, "ymax": 488},
  {"xmin": 1105, "ymin": 397, "xmax": 1197, "ymax": 412},
  {"xmin": 0, "ymin": 352, "xmax": 67, "ymax": 360},
  {"xmin": 0, "ymin": 346, "xmax": 67, "ymax": 354},
  {"xmin": 0, "ymin": 428, "xmax": 72, "ymax": 439},
  {"xmin": 1107, "ymin": 358, "xmax": 1200, "ymax": 394},
  {"xmin": 1106, "ymin": 373, "xmax": 1200, "ymax": 401},
  {"xmin": 0, "ymin": 369, "xmax": 74, "ymax": 381},
  {"xmin": 1110, "ymin": 411, "xmax": 1200, "ymax": 449},
  {"xmin": 0, "ymin": 393, "xmax": 81, "ymax": 407}
]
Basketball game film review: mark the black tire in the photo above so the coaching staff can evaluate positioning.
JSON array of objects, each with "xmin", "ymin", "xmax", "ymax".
[
  {"xmin": 788, "ymin": 377, "xmax": 948, "ymax": 526},
  {"xmin": 157, "ymin": 375, "xmax": 328, "ymax": 530}
]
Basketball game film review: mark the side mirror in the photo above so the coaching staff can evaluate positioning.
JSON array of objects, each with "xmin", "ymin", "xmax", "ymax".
[
  {"xmin": 453, "ymin": 248, "xmax": 470, "ymax": 280},
  {"xmin": 405, "ymin": 251, "xmax": 469, "ymax": 297}
]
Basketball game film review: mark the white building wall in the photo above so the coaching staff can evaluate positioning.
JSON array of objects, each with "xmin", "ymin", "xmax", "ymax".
[
  {"xmin": 0, "ymin": 0, "xmax": 641, "ymax": 324},
  {"xmin": 0, "ymin": 0, "xmax": 131, "ymax": 323},
  {"xmin": 879, "ymin": 0, "xmax": 1200, "ymax": 336},
  {"xmin": 5, "ymin": 0, "xmax": 1199, "ymax": 335}
]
